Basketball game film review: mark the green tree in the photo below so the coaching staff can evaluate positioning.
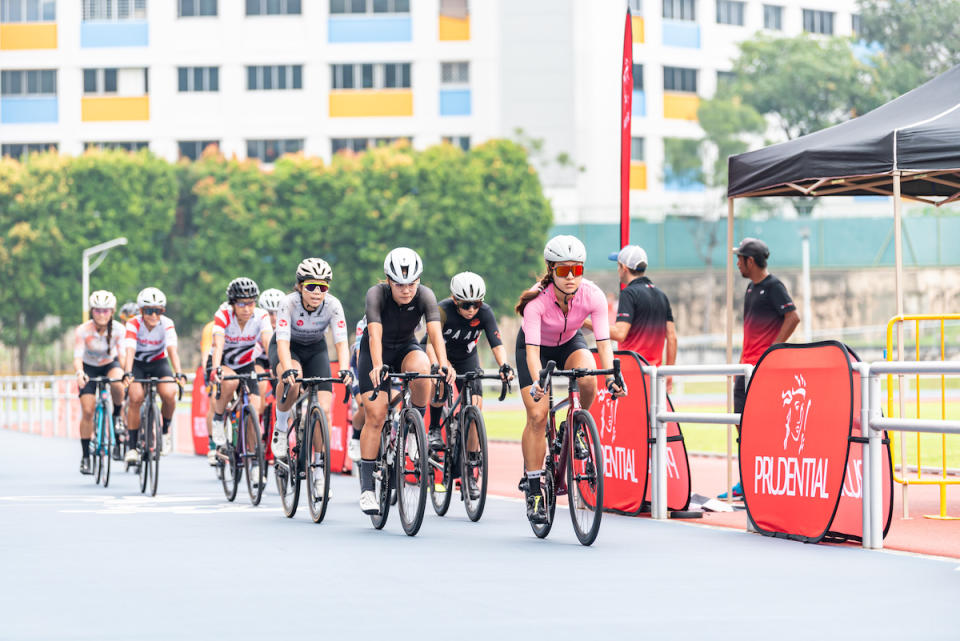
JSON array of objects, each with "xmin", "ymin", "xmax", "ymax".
[{"xmin": 857, "ymin": 0, "xmax": 960, "ymax": 98}]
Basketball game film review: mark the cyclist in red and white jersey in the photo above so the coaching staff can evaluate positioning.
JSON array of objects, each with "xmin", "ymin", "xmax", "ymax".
[
  {"xmin": 515, "ymin": 236, "xmax": 624, "ymax": 524},
  {"xmin": 74, "ymin": 290, "xmax": 125, "ymax": 475},
  {"xmin": 209, "ymin": 278, "xmax": 273, "ymax": 448},
  {"xmin": 121, "ymin": 287, "xmax": 186, "ymax": 461}
]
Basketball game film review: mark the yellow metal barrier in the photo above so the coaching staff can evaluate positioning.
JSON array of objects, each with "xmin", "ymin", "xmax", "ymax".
[{"xmin": 886, "ymin": 313, "xmax": 960, "ymax": 520}]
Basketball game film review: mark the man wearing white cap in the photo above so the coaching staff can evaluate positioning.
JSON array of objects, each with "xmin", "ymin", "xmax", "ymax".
[{"xmin": 608, "ymin": 245, "xmax": 677, "ymax": 384}]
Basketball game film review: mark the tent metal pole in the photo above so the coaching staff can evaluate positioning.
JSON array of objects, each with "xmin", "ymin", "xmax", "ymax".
[
  {"xmin": 726, "ymin": 197, "xmax": 735, "ymax": 502},
  {"xmin": 893, "ymin": 171, "xmax": 903, "ymax": 317},
  {"xmin": 893, "ymin": 170, "xmax": 909, "ymax": 517}
]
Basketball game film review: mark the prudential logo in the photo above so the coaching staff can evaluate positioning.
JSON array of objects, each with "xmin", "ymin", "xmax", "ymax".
[{"xmin": 781, "ymin": 374, "xmax": 811, "ymax": 453}]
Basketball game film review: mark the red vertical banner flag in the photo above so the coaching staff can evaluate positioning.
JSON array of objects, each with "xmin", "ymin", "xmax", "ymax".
[{"xmin": 620, "ymin": 9, "xmax": 633, "ymax": 252}]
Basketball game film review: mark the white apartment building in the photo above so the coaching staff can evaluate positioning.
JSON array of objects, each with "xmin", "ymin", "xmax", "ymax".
[{"xmin": 0, "ymin": 0, "xmax": 880, "ymax": 225}]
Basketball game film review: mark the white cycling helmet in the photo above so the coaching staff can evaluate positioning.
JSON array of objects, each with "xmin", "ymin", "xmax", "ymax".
[
  {"xmin": 543, "ymin": 235, "xmax": 587, "ymax": 263},
  {"xmin": 259, "ymin": 288, "xmax": 285, "ymax": 312},
  {"xmin": 450, "ymin": 272, "xmax": 485, "ymax": 301},
  {"xmin": 384, "ymin": 247, "xmax": 423, "ymax": 284},
  {"xmin": 137, "ymin": 287, "xmax": 166, "ymax": 308},
  {"xmin": 89, "ymin": 290, "xmax": 117, "ymax": 309},
  {"xmin": 296, "ymin": 258, "xmax": 333, "ymax": 283}
]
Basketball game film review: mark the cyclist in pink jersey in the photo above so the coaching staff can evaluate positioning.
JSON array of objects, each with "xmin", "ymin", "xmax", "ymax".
[
  {"xmin": 74, "ymin": 290, "xmax": 125, "ymax": 475},
  {"xmin": 515, "ymin": 235, "xmax": 624, "ymax": 524}
]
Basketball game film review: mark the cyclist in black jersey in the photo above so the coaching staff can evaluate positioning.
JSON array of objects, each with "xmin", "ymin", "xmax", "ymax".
[
  {"xmin": 356, "ymin": 247, "xmax": 456, "ymax": 515},
  {"xmin": 423, "ymin": 272, "xmax": 514, "ymax": 450}
]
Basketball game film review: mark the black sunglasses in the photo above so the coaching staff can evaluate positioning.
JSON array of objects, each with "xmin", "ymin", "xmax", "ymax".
[
  {"xmin": 141, "ymin": 307, "xmax": 163, "ymax": 316},
  {"xmin": 457, "ymin": 301, "xmax": 481, "ymax": 310}
]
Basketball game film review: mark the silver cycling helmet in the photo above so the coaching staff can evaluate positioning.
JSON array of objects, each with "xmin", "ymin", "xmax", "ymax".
[
  {"xmin": 296, "ymin": 258, "xmax": 333, "ymax": 283},
  {"xmin": 383, "ymin": 247, "xmax": 423, "ymax": 285},
  {"xmin": 543, "ymin": 235, "xmax": 587, "ymax": 263},
  {"xmin": 258, "ymin": 288, "xmax": 285, "ymax": 312},
  {"xmin": 89, "ymin": 290, "xmax": 117, "ymax": 309},
  {"xmin": 450, "ymin": 272, "xmax": 485, "ymax": 301},
  {"xmin": 137, "ymin": 287, "xmax": 166, "ymax": 308}
]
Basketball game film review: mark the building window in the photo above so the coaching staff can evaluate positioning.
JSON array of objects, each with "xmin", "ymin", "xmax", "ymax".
[
  {"xmin": 663, "ymin": 66, "xmax": 697, "ymax": 93},
  {"xmin": 763, "ymin": 4, "xmax": 782, "ymax": 30},
  {"xmin": 85, "ymin": 141, "xmax": 148, "ymax": 151},
  {"xmin": 440, "ymin": 62, "xmax": 469, "ymax": 85},
  {"xmin": 628, "ymin": 0, "xmax": 642, "ymax": 14},
  {"xmin": 331, "ymin": 63, "xmax": 411, "ymax": 89},
  {"xmin": 82, "ymin": 68, "xmax": 118, "ymax": 94},
  {"xmin": 631, "ymin": 137, "xmax": 645, "ymax": 162},
  {"xmin": 1, "ymin": 142, "xmax": 57, "ymax": 158},
  {"xmin": 1, "ymin": 0, "xmax": 56, "ymax": 22},
  {"xmin": 331, "ymin": 137, "xmax": 401, "ymax": 154},
  {"xmin": 802, "ymin": 9, "xmax": 834, "ymax": 34},
  {"xmin": 246, "ymin": 65, "xmax": 303, "ymax": 90},
  {"xmin": 1, "ymin": 69, "xmax": 56, "ymax": 96},
  {"xmin": 178, "ymin": 67, "xmax": 218, "ymax": 92},
  {"xmin": 851, "ymin": 13, "xmax": 861, "ymax": 36},
  {"xmin": 632, "ymin": 64, "xmax": 644, "ymax": 91},
  {"xmin": 179, "ymin": 0, "xmax": 216, "ymax": 16},
  {"xmin": 716, "ymin": 0, "xmax": 743, "ymax": 25},
  {"xmin": 442, "ymin": 135, "xmax": 470, "ymax": 151},
  {"xmin": 330, "ymin": 0, "xmax": 409, "ymax": 13},
  {"xmin": 245, "ymin": 0, "xmax": 300, "ymax": 15},
  {"xmin": 247, "ymin": 138, "xmax": 303, "ymax": 162},
  {"xmin": 178, "ymin": 140, "xmax": 218, "ymax": 160},
  {"xmin": 82, "ymin": 0, "xmax": 147, "ymax": 21},
  {"xmin": 662, "ymin": 0, "xmax": 694, "ymax": 21}
]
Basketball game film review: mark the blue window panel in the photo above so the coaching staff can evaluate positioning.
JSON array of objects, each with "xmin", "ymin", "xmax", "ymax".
[
  {"xmin": 81, "ymin": 22, "xmax": 149, "ymax": 48},
  {"xmin": 439, "ymin": 89, "xmax": 470, "ymax": 116},
  {"xmin": 328, "ymin": 16, "xmax": 412, "ymax": 43},
  {"xmin": 664, "ymin": 172, "xmax": 705, "ymax": 192},
  {"xmin": 632, "ymin": 90, "xmax": 646, "ymax": 117},
  {"xmin": 1, "ymin": 97, "xmax": 58, "ymax": 123},
  {"xmin": 662, "ymin": 21, "xmax": 700, "ymax": 48}
]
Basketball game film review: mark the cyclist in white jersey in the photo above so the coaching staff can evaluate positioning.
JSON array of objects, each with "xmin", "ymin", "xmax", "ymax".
[
  {"xmin": 74, "ymin": 290, "xmax": 125, "ymax": 475},
  {"xmin": 121, "ymin": 287, "xmax": 186, "ymax": 460},
  {"xmin": 254, "ymin": 288, "xmax": 284, "ymax": 399},
  {"xmin": 269, "ymin": 259, "xmax": 354, "ymax": 482},
  {"xmin": 209, "ymin": 278, "xmax": 273, "ymax": 447}
]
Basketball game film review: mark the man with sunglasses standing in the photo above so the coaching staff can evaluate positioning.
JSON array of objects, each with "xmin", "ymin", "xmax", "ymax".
[
  {"xmin": 423, "ymin": 272, "xmax": 514, "ymax": 458},
  {"xmin": 269, "ymin": 258, "xmax": 354, "ymax": 501},
  {"xmin": 121, "ymin": 287, "xmax": 187, "ymax": 461}
]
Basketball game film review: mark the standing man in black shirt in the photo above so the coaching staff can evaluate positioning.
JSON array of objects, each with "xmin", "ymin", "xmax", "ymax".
[
  {"xmin": 720, "ymin": 237, "xmax": 800, "ymax": 499},
  {"xmin": 607, "ymin": 245, "xmax": 677, "ymax": 389}
]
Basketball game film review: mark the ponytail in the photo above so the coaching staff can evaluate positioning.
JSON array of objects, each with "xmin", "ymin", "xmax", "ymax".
[
  {"xmin": 515, "ymin": 265, "xmax": 554, "ymax": 315},
  {"xmin": 106, "ymin": 314, "xmax": 113, "ymax": 356}
]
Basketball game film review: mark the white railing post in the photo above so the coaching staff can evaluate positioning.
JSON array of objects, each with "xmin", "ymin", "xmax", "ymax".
[
  {"xmin": 868, "ymin": 372, "xmax": 883, "ymax": 549},
  {"xmin": 857, "ymin": 362, "xmax": 872, "ymax": 549},
  {"xmin": 655, "ymin": 370, "xmax": 669, "ymax": 520},
  {"xmin": 644, "ymin": 366, "xmax": 661, "ymax": 519}
]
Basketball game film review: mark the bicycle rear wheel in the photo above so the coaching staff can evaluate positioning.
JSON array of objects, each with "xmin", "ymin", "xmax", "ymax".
[
  {"xmin": 429, "ymin": 420, "xmax": 453, "ymax": 517},
  {"xmin": 92, "ymin": 406, "xmax": 103, "ymax": 485},
  {"xmin": 567, "ymin": 409, "xmax": 603, "ymax": 546},
  {"xmin": 397, "ymin": 408, "xmax": 428, "ymax": 536},
  {"xmin": 305, "ymin": 406, "xmax": 331, "ymax": 523},
  {"xmin": 460, "ymin": 406, "xmax": 488, "ymax": 522},
  {"xmin": 243, "ymin": 407, "xmax": 265, "ymax": 506},
  {"xmin": 100, "ymin": 406, "xmax": 113, "ymax": 488},
  {"xmin": 278, "ymin": 423, "xmax": 301, "ymax": 518},
  {"xmin": 370, "ymin": 422, "xmax": 392, "ymax": 530},
  {"xmin": 147, "ymin": 405, "xmax": 161, "ymax": 497}
]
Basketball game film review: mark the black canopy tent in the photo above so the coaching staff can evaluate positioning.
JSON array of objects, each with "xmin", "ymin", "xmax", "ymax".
[
  {"xmin": 723, "ymin": 63, "xmax": 960, "ymax": 372},
  {"xmin": 716, "ymin": 65, "xmax": 960, "ymax": 501}
]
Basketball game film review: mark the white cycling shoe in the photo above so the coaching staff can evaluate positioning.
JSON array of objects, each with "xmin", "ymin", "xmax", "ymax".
[
  {"xmin": 206, "ymin": 448, "xmax": 219, "ymax": 466},
  {"xmin": 313, "ymin": 473, "xmax": 327, "ymax": 499},
  {"xmin": 162, "ymin": 434, "xmax": 172, "ymax": 455},
  {"xmin": 124, "ymin": 448, "xmax": 140, "ymax": 465},
  {"xmin": 271, "ymin": 429, "xmax": 288, "ymax": 459},
  {"xmin": 211, "ymin": 419, "xmax": 226, "ymax": 447},
  {"xmin": 347, "ymin": 438, "xmax": 361, "ymax": 462},
  {"xmin": 359, "ymin": 490, "xmax": 379, "ymax": 514}
]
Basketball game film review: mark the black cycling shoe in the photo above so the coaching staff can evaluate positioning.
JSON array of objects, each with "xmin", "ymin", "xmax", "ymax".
[
  {"xmin": 428, "ymin": 427, "xmax": 444, "ymax": 452},
  {"xmin": 79, "ymin": 457, "xmax": 93, "ymax": 475},
  {"xmin": 525, "ymin": 490, "xmax": 548, "ymax": 524}
]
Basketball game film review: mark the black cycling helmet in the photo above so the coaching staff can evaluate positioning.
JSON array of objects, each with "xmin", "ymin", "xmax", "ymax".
[{"xmin": 227, "ymin": 277, "xmax": 260, "ymax": 302}]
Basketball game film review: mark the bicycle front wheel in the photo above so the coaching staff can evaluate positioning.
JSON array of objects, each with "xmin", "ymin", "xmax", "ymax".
[
  {"xmin": 92, "ymin": 406, "xmax": 103, "ymax": 485},
  {"xmin": 243, "ymin": 407, "xmax": 265, "ymax": 506},
  {"xmin": 429, "ymin": 420, "xmax": 453, "ymax": 517},
  {"xmin": 567, "ymin": 409, "xmax": 604, "ymax": 546},
  {"xmin": 148, "ymin": 405, "xmax": 161, "ymax": 497},
  {"xmin": 305, "ymin": 406, "xmax": 331, "ymax": 523},
  {"xmin": 397, "ymin": 408, "xmax": 428, "ymax": 536},
  {"xmin": 460, "ymin": 406, "xmax": 488, "ymax": 522},
  {"xmin": 138, "ymin": 407, "xmax": 149, "ymax": 494},
  {"xmin": 370, "ymin": 422, "xmax": 392, "ymax": 530},
  {"xmin": 101, "ymin": 408, "xmax": 113, "ymax": 488},
  {"xmin": 278, "ymin": 425, "xmax": 301, "ymax": 518}
]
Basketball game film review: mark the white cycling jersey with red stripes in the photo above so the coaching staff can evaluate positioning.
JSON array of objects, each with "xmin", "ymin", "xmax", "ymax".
[
  {"xmin": 212, "ymin": 306, "xmax": 271, "ymax": 369},
  {"xmin": 123, "ymin": 315, "xmax": 178, "ymax": 363},
  {"xmin": 74, "ymin": 320, "xmax": 125, "ymax": 366}
]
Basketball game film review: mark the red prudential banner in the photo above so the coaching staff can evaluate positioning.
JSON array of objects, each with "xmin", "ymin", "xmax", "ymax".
[
  {"xmin": 740, "ymin": 342, "xmax": 853, "ymax": 542},
  {"xmin": 620, "ymin": 9, "xmax": 633, "ymax": 251}
]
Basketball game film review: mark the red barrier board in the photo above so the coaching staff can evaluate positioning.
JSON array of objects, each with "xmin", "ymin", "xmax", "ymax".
[
  {"xmin": 190, "ymin": 365, "xmax": 210, "ymax": 455},
  {"xmin": 740, "ymin": 341, "xmax": 853, "ymax": 542},
  {"xmin": 328, "ymin": 363, "xmax": 352, "ymax": 475},
  {"xmin": 589, "ymin": 350, "xmax": 690, "ymax": 514}
]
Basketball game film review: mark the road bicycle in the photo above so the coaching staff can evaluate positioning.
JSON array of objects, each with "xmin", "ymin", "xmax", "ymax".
[
  {"xmin": 87, "ymin": 376, "xmax": 123, "ymax": 487},
  {"xmin": 127, "ymin": 376, "xmax": 182, "ymax": 497},
  {"xmin": 526, "ymin": 359, "xmax": 624, "ymax": 546},
  {"xmin": 429, "ymin": 369, "xmax": 509, "ymax": 522},
  {"xmin": 215, "ymin": 371, "xmax": 272, "ymax": 505}
]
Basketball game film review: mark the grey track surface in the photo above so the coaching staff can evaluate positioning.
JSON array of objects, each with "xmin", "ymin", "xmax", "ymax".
[{"xmin": 2, "ymin": 429, "xmax": 957, "ymax": 641}]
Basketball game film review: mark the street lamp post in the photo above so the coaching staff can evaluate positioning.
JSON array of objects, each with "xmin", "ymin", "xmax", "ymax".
[{"xmin": 82, "ymin": 237, "xmax": 128, "ymax": 321}]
